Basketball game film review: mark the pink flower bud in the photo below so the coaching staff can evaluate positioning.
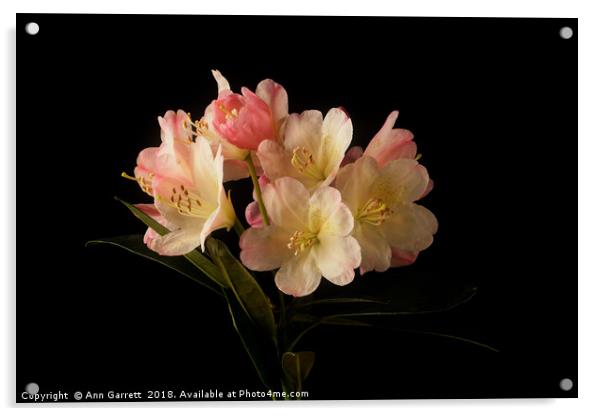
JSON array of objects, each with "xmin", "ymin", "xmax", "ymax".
[{"xmin": 212, "ymin": 87, "xmax": 276, "ymax": 150}]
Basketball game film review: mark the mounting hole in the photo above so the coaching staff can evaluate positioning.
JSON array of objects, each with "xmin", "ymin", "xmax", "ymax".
[
  {"xmin": 559, "ymin": 26, "xmax": 573, "ymax": 40},
  {"xmin": 25, "ymin": 22, "xmax": 39, "ymax": 35},
  {"xmin": 25, "ymin": 382, "xmax": 39, "ymax": 394},
  {"xmin": 559, "ymin": 378, "xmax": 573, "ymax": 391}
]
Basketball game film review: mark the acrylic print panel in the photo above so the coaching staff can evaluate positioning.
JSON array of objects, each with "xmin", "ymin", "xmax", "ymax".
[{"xmin": 17, "ymin": 14, "xmax": 576, "ymax": 402}]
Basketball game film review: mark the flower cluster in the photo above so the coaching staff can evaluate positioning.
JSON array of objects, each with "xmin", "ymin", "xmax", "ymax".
[{"xmin": 128, "ymin": 70, "xmax": 438, "ymax": 297}]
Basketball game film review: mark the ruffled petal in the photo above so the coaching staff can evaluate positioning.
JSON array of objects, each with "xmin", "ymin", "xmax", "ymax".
[
  {"xmin": 335, "ymin": 156, "xmax": 380, "ymax": 213},
  {"xmin": 256, "ymin": 79, "xmax": 289, "ymax": 137},
  {"xmin": 390, "ymin": 248, "xmax": 419, "ymax": 267},
  {"xmin": 383, "ymin": 204, "xmax": 438, "ymax": 252},
  {"xmin": 147, "ymin": 228, "xmax": 203, "ymax": 256},
  {"xmin": 257, "ymin": 140, "xmax": 301, "ymax": 184},
  {"xmin": 282, "ymin": 110, "xmax": 323, "ymax": 154},
  {"xmin": 239, "ymin": 225, "xmax": 291, "ymax": 271},
  {"xmin": 262, "ymin": 177, "xmax": 310, "ymax": 231},
  {"xmin": 245, "ymin": 201, "xmax": 263, "ymax": 228},
  {"xmin": 340, "ymin": 145, "xmax": 364, "ymax": 167},
  {"xmin": 211, "ymin": 69, "xmax": 231, "ymax": 96},
  {"xmin": 365, "ymin": 111, "xmax": 417, "ymax": 166},
  {"xmin": 314, "ymin": 235, "xmax": 360, "ymax": 284},
  {"xmin": 354, "ymin": 223, "xmax": 392, "ymax": 274},
  {"xmin": 319, "ymin": 108, "xmax": 353, "ymax": 180},
  {"xmin": 376, "ymin": 158, "xmax": 430, "ymax": 206},
  {"xmin": 275, "ymin": 250, "xmax": 322, "ymax": 297}
]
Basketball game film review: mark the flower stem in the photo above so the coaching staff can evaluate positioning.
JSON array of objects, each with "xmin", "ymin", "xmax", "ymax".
[
  {"xmin": 233, "ymin": 216, "xmax": 245, "ymax": 237},
  {"xmin": 245, "ymin": 153, "xmax": 270, "ymax": 226}
]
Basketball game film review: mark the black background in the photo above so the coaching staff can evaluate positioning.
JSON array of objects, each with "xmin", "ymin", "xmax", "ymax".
[{"xmin": 17, "ymin": 14, "xmax": 577, "ymax": 400}]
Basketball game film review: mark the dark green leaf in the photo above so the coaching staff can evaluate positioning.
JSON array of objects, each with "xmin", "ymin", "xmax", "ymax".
[
  {"xmin": 207, "ymin": 238, "xmax": 276, "ymax": 340},
  {"xmin": 282, "ymin": 351, "xmax": 315, "ymax": 392},
  {"xmin": 86, "ymin": 235, "xmax": 222, "ymax": 296},
  {"xmin": 114, "ymin": 197, "xmax": 226, "ymax": 288},
  {"xmin": 287, "ymin": 285, "xmax": 478, "ymax": 351},
  {"xmin": 223, "ymin": 288, "xmax": 281, "ymax": 390}
]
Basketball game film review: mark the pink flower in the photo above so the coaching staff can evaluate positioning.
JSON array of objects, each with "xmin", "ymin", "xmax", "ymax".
[
  {"xmin": 257, "ymin": 108, "xmax": 353, "ymax": 191},
  {"xmin": 132, "ymin": 110, "xmax": 235, "ymax": 255},
  {"xmin": 240, "ymin": 177, "xmax": 361, "ymax": 297},
  {"xmin": 335, "ymin": 156, "xmax": 437, "ymax": 274},
  {"xmin": 341, "ymin": 111, "xmax": 417, "ymax": 168},
  {"xmin": 208, "ymin": 70, "xmax": 289, "ymax": 151}
]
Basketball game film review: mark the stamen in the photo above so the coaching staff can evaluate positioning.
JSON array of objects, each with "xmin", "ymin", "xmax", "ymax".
[
  {"xmin": 290, "ymin": 146, "xmax": 325, "ymax": 181},
  {"xmin": 218, "ymin": 104, "xmax": 239, "ymax": 120},
  {"xmin": 121, "ymin": 172, "xmax": 137, "ymax": 181},
  {"xmin": 287, "ymin": 230, "xmax": 318, "ymax": 256},
  {"xmin": 357, "ymin": 198, "xmax": 393, "ymax": 226}
]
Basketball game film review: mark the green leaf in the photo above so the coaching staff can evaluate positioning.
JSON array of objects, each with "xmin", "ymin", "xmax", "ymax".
[
  {"xmin": 114, "ymin": 197, "xmax": 226, "ymax": 288},
  {"xmin": 223, "ymin": 288, "xmax": 281, "ymax": 390},
  {"xmin": 282, "ymin": 351, "xmax": 315, "ymax": 393},
  {"xmin": 292, "ymin": 297, "xmax": 388, "ymax": 309},
  {"xmin": 287, "ymin": 285, "xmax": 478, "ymax": 351},
  {"xmin": 206, "ymin": 238, "xmax": 276, "ymax": 340},
  {"xmin": 86, "ymin": 235, "xmax": 222, "ymax": 296}
]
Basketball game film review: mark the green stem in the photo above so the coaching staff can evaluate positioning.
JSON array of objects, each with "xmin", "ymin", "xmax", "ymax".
[
  {"xmin": 245, "ymin": 153, "xmax": 270, "ymax": 226},
  {"xmin": 233, "ymin": 216, "xmax": 245, "ymax": 237}
]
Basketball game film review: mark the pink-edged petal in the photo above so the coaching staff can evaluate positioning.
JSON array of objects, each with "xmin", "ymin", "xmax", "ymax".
[
  {"xmin": 319, "ymin": 108, "xmax": 353, "ymax": 179},
  {"xmin": 256, "ymin": 78, "xmax": 289, "ymax": 136},
  {"xmin": 421, "ymin": 179, "xmax": 434, "ymax": 199},
  {"xmin": 335, "ymin": 156, "xmax": 380, "ymax": 213},
  {"xmin": 275, "ymin": 250, "xmax": 322, "ymax": 297},
  {"xmin": 239, "ymin": 225, "xmax": 291, "ymax": 271},
  {"xmin": 314, "ymin": 235, "xmax": 360, "ymax": 284},
  {"xmin": 383, "ymin": 204, "xmax": 438, "ymax": 252},
  {"xmin": 354, "ymin": 223, "xmax": 392, "ymax": 274},
  {"xmin": 390, "ymin": 248, "xmax": 419, "ymax": 267},
  {"xmin": 257, "ymin": 139, "xmax": 299, "ymax": 183},
  {"xmin": 377, "ymin": 158, "xmax": 430, "ymax": 205},
  {"xmin": 262, "ymin": 177, "xmax": 310, "ymax": 231},
  {"xmin": 211, "ymin": 69, "xmax": 231, "ymax": 96},
  {"xmin": 147, "ymin": 228, "xmax": 203, "ymax": 256},
  {"xmin": 282, "ymin": 110, "xmax": 324, "ymax": 153},
  {"xmin": 340, "ymin": 145, "xmax": 364, "ymax": 167},
  {"xmin": 245, "ymin": 201, "xmax": 263, "ymax": 228},
  {"xmin": 308, "ymin": 186, "xmax": 354, "ymax": 237},
  {"xmin": 135, "ymin": 203, "xmax": 171, "ymax": 247},
  {"xmin": 365, "ymin": 111, "xmax": 417, "ymax": 166}
]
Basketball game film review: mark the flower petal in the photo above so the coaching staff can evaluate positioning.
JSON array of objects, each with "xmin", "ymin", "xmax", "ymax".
[
  {"xmin": 245, "ymin": 201, "xmax": 263, "ymax": 228},
  {"xmin": 314, "ymin": 235, "xmax": 360, "ymax": 284},
  {"xmin": 340, "ymin": 145, "xmax": 364, "ymax": 167},
  {"xmin": 390, "ymin": 248, "xmax": 419, "ymax": 267},
  {"xmin": 319, "ymin": 108, "xmax": 353, "ymax": 180},
  {"xmin": 365, "ymin": 111, "xmax": 417, "ymax": 166},
  {"xmin": 211, "ymin": 69, "xmax": 231, "ymax": 96},
  {"xmin": 281, "ymin": 110, "xmax": 323, "ymax": 154},
  {"xmin": 383, "ymin": 204, "xmax": 438, "ymax": 252},
  {"xmin": 308, "ymin": 186, "xmax": 355, "ymax": 237},
  {"xmin": 239, "ymin": 225, "xmax": 291, "ymax": 271},
  {"xmin": 376, "ymin": 158, "xmax": 430, "ymax": 205},
  {"xmin": 147, "ymin": 228, "xmax": 203, "ymax": 256},
  {"xmin": 262, "ymin": 177, "xmax": 310, "ymax": 231},
  {"xmin": 275, "ymin": 250, "xmax": 322, "ymax": 297},
  {"xmin": 335, "ymin": 156, "xmax": 380, "ymax": 213},
  {"xmin": 256, "ymin": 79, "xmax": 289, "ymax": 136},
  {"xmin": 354, "ymin": 223, "xmax": 392, "ymax": 274},
  {"xmin": 257, "ymin": 140, "xmax": 301, "ymax": 184}
]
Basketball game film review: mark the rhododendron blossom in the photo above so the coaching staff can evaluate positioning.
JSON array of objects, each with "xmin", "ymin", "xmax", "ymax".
[
  {"xmin": 335, "ymin": 156, "xmax": 438, "ymax": 274},
  {"xmin": 131, "ymin": 110, "xmax": 235, "ymax": 255},
  {"xmin": 342, "ymin": 110, "xmax": 417, "ymax": 168},
  {"xmin": 257, "ymin": 108, "xmax": 352, "ymax": 191},
  {"xmin": 240, "ymin": 177, "xmax": 361, "ymax": 297}
]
